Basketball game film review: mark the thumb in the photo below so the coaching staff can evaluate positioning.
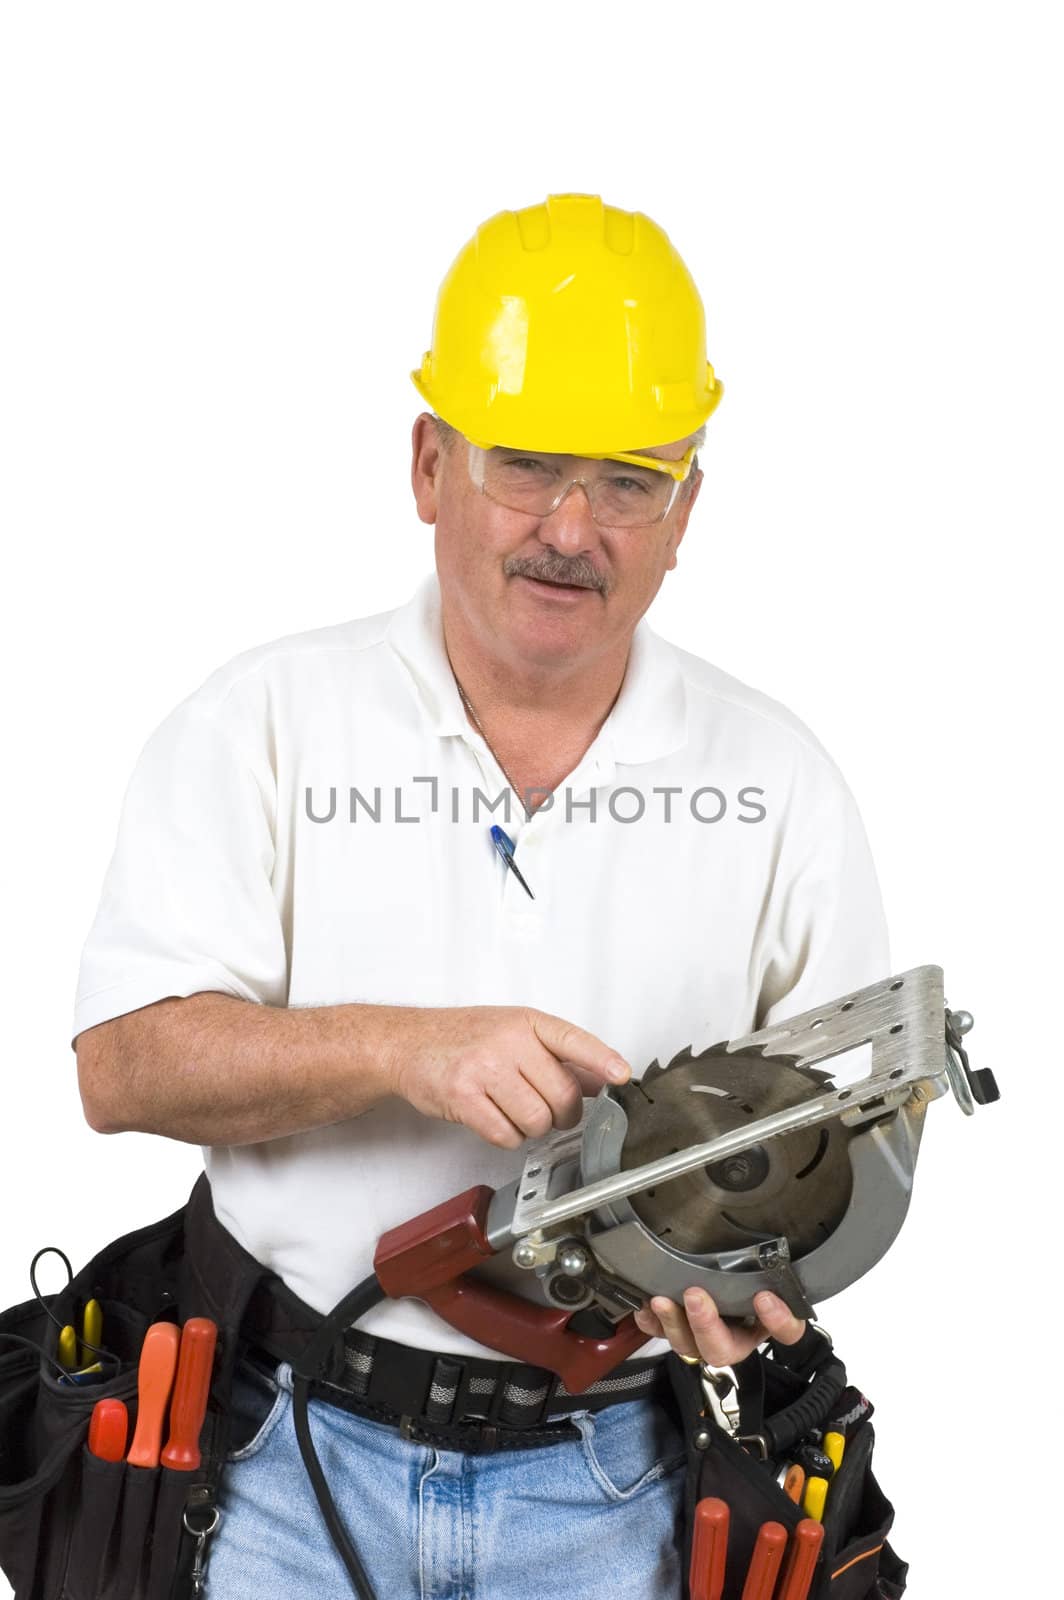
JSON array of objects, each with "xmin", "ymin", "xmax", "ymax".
[{"xmin": 754, "ymin": 1292, "xmax": 806, "ymax": 1346}]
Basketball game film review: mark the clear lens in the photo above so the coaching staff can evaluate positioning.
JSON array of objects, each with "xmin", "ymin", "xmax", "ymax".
[{"xmin": 476, "ymin": 447, "xmax": 676, "ymax": 527}]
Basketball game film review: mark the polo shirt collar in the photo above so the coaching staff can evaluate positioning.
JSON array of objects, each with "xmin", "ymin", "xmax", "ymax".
[{"xmin": 385, "ymin": 569, "xmax": 687, "ymax": 767}]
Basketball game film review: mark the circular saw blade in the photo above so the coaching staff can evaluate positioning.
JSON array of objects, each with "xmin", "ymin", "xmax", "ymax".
[{"xmin": 612, "ymin": 1043, "xmax": 853, "ymax": 1259}]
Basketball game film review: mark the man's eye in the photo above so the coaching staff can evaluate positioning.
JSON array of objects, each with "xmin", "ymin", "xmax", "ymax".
[
  {"xmin": 504, "ymin": 457, "xmax": 551, "ymax": 473},
  {"xmin": 610, "ymin": 476, "xmax": 652, "ymax": 495}
]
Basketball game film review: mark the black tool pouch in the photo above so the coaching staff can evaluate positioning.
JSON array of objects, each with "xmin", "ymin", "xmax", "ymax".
[
  {"xmin": 0, "ymin": 1175, "xmax": 319, "ymax": 1600},
  {"xmin": 665, "ymin": 1329, "xmax": 909, "ymax": 1600}
]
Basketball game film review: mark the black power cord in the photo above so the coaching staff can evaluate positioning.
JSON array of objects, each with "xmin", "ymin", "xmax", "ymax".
[{"xmin": 290, "ymin": 1272, "xmax": 388, "ymax": 1600}]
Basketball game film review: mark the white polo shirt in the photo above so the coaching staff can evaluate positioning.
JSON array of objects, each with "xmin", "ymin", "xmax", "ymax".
[{"xmin": 73, "ymin": 569, "xmax": 890, "ymax": 1360}]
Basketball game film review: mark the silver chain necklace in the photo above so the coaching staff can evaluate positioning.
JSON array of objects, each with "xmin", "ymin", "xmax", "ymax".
[
  {"xmin": 452, "ymin": 672, "xmax": 538, "ymax": 897},
  {"xmin": 452, "ymin": 674, "xmax": 529, "ymax": 804},
  {"xmin": 452, "ymin": 668, "xmax": 623, "ymax": 808}
]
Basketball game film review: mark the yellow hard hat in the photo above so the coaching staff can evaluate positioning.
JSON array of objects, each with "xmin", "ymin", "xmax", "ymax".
[{"xmin": 411, "ymin": 193, "xmax": 722, "ymax": 465}]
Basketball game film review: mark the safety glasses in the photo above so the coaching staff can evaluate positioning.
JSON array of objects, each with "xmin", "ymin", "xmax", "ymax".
[{"xmin": 466, "ymin": 441, "xmax": 698, "ymax": 529}]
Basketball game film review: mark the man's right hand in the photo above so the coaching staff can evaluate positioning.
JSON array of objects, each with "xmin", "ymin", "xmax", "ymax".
[{"xmin": 389, "ymin": 1005, "xmax": 632, "ymax": 1150}]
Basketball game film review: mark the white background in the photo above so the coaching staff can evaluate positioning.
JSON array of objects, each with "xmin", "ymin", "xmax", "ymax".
[{"xmin": 1, "ymin": 4, "xmax": 1058, "ymax": 1595}]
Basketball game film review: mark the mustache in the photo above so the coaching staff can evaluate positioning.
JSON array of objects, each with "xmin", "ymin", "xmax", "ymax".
[{"xmin": 503, "ymin": 553, "xmax": 611, "ymax": 595}]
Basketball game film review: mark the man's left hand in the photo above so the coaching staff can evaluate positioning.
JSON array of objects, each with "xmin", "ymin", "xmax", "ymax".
[{"xmin": 633, "ymin": 1288, "xmax": 805, "ymax": 1366}]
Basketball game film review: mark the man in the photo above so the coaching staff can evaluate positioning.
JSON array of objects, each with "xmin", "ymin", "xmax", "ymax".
[{"xmin": 73, "ymin": 193, "xmax": 888, "ymax": 1597}]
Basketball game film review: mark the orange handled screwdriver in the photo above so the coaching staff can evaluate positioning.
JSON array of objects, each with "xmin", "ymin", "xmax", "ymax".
[
  {"xmin": 126, "ymin": 1322, "xmax": 181, "ymax": 1467},
  {"xmin": 783, "ymin": 1463, "xmax": 805, "ymax": 1504},
  {"xmin": 87, "ymin": 1398, "xmax": 128, "ymax": 1462},
  {"xmin": 689, "ymin": 1497, "xmax": 729, "ymax": 1600},
  {"xmin": 739, "ymin": 1521, "xmax": 788, "ymax": 1600},
  {"xmin": 777, "ymin": 1518, "xmax": 825, "ymax": 1600},
  {"xmin": 161, "ymin": 1317, "xmax": 218, "ymax": 1471}
]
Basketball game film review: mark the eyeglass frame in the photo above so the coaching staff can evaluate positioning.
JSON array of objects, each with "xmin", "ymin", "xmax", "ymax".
[{"xmin": 465, "ymin": 439, "xmax": 700, "ymax": 528}]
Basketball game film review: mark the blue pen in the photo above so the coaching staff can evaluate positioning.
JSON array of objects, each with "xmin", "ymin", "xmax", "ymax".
[{"xmin": 490, "ymin": 825, "xmax": 535, "ymax": 900}]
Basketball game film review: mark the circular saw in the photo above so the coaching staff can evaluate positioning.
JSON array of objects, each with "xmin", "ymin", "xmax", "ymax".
[{"xmin": 374, "ymin": 964, "xmax": 999, "ymax": 1393}]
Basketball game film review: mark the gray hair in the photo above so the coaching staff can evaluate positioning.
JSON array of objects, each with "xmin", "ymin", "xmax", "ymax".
[{"xmin": 430, "ymin": 413, "xmax": 460, "ymax": 454}]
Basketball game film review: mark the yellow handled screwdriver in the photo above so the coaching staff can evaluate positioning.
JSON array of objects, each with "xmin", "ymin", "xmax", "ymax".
[
  {"xmin": 802, "ymin": 1474, "xmax": 829, "ymax": 1523},
  {"xmin": 57, "ymin": 1325, "xmax": 77, "ymax": 1370},
  {"xmin": 79, "ymin": 1299, "xmax": 103, "ymax": 1367},
  {"xmin": 821, "ymin": 1430, "xmax": 846, "ymax": 1517}
]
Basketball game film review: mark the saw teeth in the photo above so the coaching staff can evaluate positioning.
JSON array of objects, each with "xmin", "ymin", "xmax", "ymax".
[{"xmin": 664, "ymin": 1043, "xmax": 695, "ymax": 1071}]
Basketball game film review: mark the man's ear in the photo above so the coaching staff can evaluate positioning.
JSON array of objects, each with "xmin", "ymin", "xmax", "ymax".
[{"xmin": 411, "ymin": 412, "xmax": 445, "ymax": 526}]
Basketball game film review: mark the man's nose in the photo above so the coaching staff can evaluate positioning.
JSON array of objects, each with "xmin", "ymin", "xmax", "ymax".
[{"xmin": 538, "ymin": 482, "xmax": 603, "ymax": 551}]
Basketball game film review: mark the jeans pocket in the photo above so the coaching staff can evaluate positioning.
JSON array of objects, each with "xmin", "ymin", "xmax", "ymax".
[
  {"xmin": 225, "ymin": 1360, "xmax": 292, "ymax": 1463},
  {"xmin": 572, "ymin": 1398, "xmax": 687, "ymax": 1504}
]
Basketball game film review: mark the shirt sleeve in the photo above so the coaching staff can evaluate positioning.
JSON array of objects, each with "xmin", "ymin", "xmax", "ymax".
[
  {"xmin": 72, "ymin": 694, "xmax": 288, "ymax": 1043},
  {"xmin": 754, "ymin": 762, "xmax": 891, "ymax": 1031}
]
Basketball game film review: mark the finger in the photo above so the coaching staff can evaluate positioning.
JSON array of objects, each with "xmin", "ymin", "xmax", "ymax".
[
  {"xmin": 753, "ymin": 1292, "xmax": 807, "ymax": 1346},
  {"xmin": 472, "ymin": 1092, "xmax": 529, "ymax": 1150},
  {"xmin": 528, "ymin": 1010, "xmax": 632, "ymax": 1089},
  {"xmin": 632, "ymin": 1304, "xmax": 665, "ymax": 1338},
  {"xmin": 518, "ymin": 1053, "xmax": 587, "ymax": 1132},
  {"xmin": 485, "ymin": 1061, "xmax": 557, "ymax": 1141},
  {"xmin": 648, "ymin": 1297, "xmax": 702, "ymax": 1362},
  {"xmin": 677, "ymin": 1290, "xmax": 764, "ymax": 1367}
]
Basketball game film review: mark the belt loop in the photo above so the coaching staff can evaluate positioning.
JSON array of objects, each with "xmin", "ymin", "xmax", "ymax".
[
  {"xmin": 453, "ymin": 1358, "xmax": 499, "ymax": 1424},
  {"xmin": 341, "ymin": 1328, "xmax": 376, "ymax": 1400},
  {"xmin": 424, "ymin": 1357, "xmax": 464, "ymax": 1425},
  {"xmin": 495, "ymin": 1363, "xmax": 554, "ymax": 1428}
]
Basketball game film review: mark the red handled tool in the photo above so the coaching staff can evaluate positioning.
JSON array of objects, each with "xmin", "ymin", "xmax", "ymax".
[
  {"xmin": 126, "ymin": 1322, "xmax": 181, "ymax": 1468},
  {"xmin": 777, "ymin": 1518, "xmax": 825, "ymax": 1600},
  {"xmin": 87, "ymin": 1398, "xmax": 128, "ymax": 1462},
  {"xmin": 689, "ymin": 1497, "xmax": 729, "ymax": 1600},
  {"xmin": 161, "ymin": 1317, "xmax": 218, "ymax": 1471},
  {"xmin": 374, "ymin": 1187, "xmax": 646, "ymax": 1392},
  {"xmin": 739, "ymin": 1521, "xmax": 788, "ymax": 1600}
]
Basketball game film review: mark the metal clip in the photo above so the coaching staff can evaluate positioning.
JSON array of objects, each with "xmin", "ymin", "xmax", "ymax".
[
  {"xmin": 183, "ymin": 1505, "xmax": 220, "ymax": 1596},
  {"xmin": 699, "ymin": 1363, "xmax": 741, "ymax": 1436}
]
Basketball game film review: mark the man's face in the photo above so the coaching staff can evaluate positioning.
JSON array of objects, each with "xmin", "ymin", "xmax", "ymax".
[{"xmin": 411, "ymin": 414, "xmax": 703, "ymax": 675}]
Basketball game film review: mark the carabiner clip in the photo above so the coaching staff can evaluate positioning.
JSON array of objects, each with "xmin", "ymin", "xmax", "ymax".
[{"xmin": 699, "ymin": 1363, "xmax": 742, "ymax": 1436}]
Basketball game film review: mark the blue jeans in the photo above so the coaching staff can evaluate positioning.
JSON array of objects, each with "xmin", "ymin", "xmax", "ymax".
[{"xmin": 204, "ymin": 1358, "xmax": 688, "ymax": 1599}]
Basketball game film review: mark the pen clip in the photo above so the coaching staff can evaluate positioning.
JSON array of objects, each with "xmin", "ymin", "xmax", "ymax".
[{"xmin": 490, "ymin": 826, "xmax": 535, "ymax": 899}]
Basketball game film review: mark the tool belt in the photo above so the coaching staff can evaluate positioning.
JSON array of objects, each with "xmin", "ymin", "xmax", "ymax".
[
  {"xmin": 0, "ymin": 1176, "xmax": 307, "ymax": 1599},
  {"xmin": 0, "ymin": 1175, "xmax": 907, "ymax": 1599},
  {"xmin": 667, "ymin": 1331, "xmax": 908, "ymax": 1599},
  {"xmin": 285, "ymin": 1323, "xmax": 672, "ymax": 1455}
]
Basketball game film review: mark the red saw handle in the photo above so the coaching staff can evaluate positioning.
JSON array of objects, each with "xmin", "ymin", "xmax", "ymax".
[{"xmin": 375, "ymin": 1184, "xmax": 649, "ymax": 1391}]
